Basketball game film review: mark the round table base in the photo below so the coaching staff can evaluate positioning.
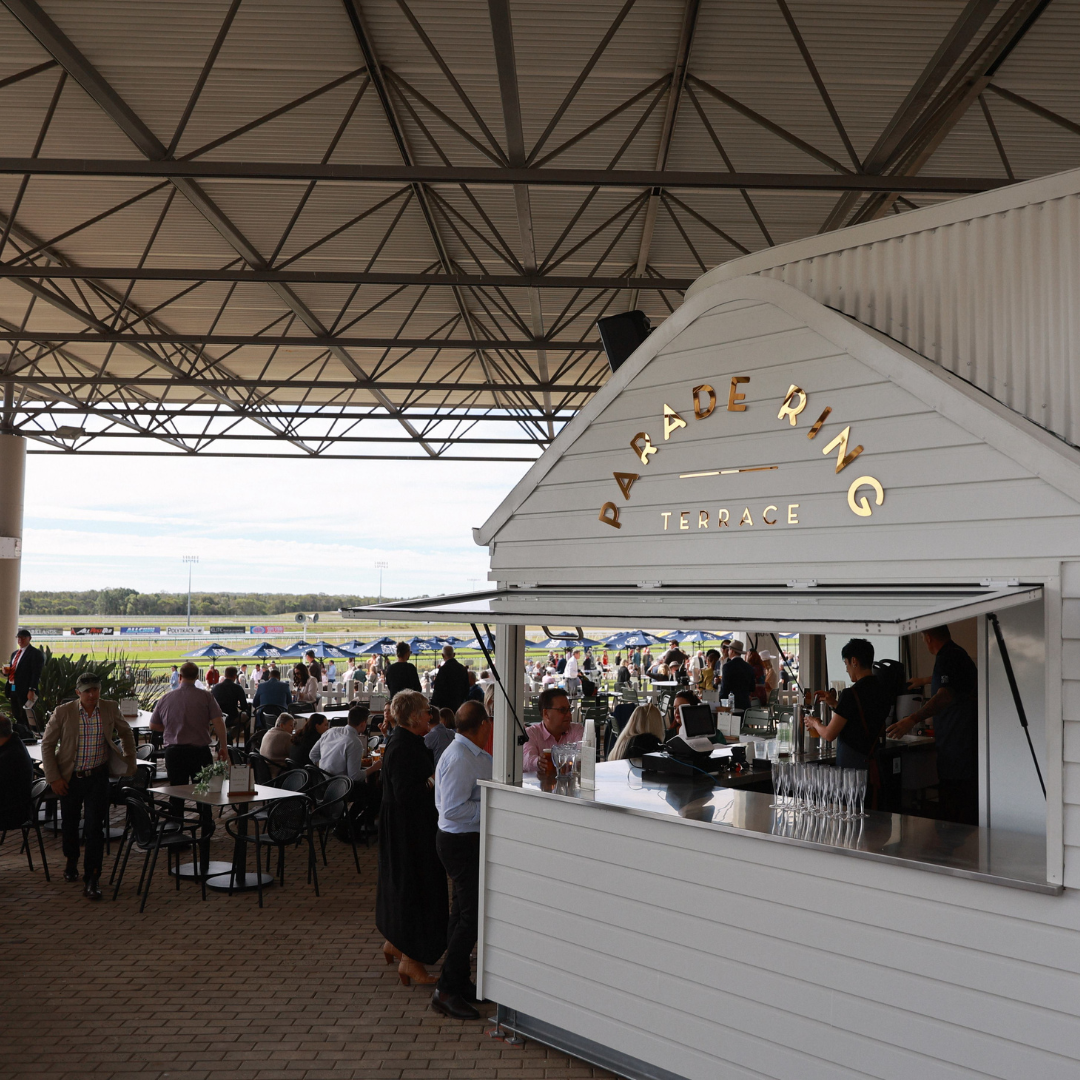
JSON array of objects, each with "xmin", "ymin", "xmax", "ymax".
[
  {"xmin": 170, "ymin": 859, "xmax": 233, "ymax": 881},
  {"xmin": 204, "ymin": 870, "xmax": 274, "ymax": 892}
]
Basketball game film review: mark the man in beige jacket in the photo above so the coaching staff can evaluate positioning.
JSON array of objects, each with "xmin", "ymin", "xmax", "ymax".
[{"xmin": 41, "ymin": 672, "xmax": 136, "ymax": 899}]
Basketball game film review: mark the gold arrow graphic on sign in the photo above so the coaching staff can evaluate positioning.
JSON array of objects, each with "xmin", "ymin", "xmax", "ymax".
[{"xmin": 679, "ymin": 465, "xmax": 779, "ymax": 479}]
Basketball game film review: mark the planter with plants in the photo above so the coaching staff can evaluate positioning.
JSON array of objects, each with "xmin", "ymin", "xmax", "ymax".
[{"xmin": 193, "ymin": 760, "xmax": 230, "ymax": 794}]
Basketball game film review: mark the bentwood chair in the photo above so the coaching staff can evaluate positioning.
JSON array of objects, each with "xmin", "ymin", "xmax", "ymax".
[{"xmin": 112, "ymin": 794, "xmax": 205, "ymax": 913}]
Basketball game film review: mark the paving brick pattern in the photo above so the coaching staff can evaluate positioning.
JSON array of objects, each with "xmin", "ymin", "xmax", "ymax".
[{"xmin": 1, "ymin": 801, "xmax": 615, "ymax": 1080}]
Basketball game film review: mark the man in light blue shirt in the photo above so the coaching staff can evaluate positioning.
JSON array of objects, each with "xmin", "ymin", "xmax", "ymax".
[{"xmin": 431, "ymin": 700, "xmax": 492, "ymax": 1021}]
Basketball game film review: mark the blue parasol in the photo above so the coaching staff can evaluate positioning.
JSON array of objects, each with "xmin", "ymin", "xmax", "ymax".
[{"xmin": 183, "ymin": 643, "xmax": 236, "ymax": 658}]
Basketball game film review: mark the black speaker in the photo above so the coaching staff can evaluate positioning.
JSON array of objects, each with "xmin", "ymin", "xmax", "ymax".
[{"xmin": 597, "ymin": 310, "xmax": 652, "ymax": 373}]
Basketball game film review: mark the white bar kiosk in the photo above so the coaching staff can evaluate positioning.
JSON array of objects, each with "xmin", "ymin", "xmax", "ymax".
[{"xmin": 361, "ymin": 169, "xmax": 1080, "ymax": 1080}]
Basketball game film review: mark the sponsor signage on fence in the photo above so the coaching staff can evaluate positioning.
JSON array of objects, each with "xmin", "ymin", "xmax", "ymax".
[
  {"xmin": 70, "ymin": 626, "xmax": 114, "ymax": 635},
  {"xmin": 249, "ymin": 625, "xmax": 285, "ymax": 635},
  {"xmin": 209, "ymin": 625, "xmax": 247, "ymax": 635},
  {"xmin": 120, "ymin": 626, "xmax": 161, "ymax": 634},
  {"xmin": 165, "ymin": 626, "xmax": 208, "ymax": 635}
]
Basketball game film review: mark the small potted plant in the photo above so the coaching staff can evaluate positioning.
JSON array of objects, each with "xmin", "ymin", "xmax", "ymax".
[{"xmin": 193, "ymin": 760, "xmax": 230, "ymax": 794}]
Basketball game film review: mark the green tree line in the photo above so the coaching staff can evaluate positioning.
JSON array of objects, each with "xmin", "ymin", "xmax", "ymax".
[{"xmin": 20, "ymin": 588, "xmax": 386, "ymax": 617}]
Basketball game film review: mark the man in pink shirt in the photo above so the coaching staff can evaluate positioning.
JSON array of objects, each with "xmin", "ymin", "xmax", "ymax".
[{"xmin": 522, "ymin": 688, "xmax": 584, "ymax": 772}]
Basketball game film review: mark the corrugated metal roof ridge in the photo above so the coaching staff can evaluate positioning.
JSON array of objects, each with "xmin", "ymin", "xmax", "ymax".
[{"xmin": 685, "ymin": 165, "xmax": 1080, "ymax": 298}]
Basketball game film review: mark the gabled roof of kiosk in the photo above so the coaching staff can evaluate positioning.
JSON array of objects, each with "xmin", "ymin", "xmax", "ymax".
[
  {"xmin": 475, "ymin": 272, "xmax": 1080, "ymax": 582},
  {"xmin": 689, "ymin": 165, "xmax": 1080, "ymax": 452}
]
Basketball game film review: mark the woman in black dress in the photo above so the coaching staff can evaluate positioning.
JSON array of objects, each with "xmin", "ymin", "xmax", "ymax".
[{"xmin": 376, "ymin": 690, "xmax": 447, "ymax": 985}]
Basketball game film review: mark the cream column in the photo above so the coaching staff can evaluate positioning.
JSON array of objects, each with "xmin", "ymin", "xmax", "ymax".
[
  {"xmin": 492, "ymin": 622, "xmax": 525, "ymax": 784},
  {"xmin": 0, "ymin": 432, "xmax": 25, "ymax": 648}
]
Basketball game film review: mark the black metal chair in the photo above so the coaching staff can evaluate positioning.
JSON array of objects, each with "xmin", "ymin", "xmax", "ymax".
[
  {"xmin": 11, "ymin": 778, "xmax": 51, "ymax": 881},
  {"xmin": 227, "ymin": 745, "xmax": 248, "ymax": 765},
  {"xmin": 271, "ymin": 769, "xmax": 308, "ymax": 792},
  {"xmin": 306, "ymin": 776, "xmax": 359, "ymax": 874},
  {"xmin": 111, "ymin": 793, "xmax": 205, "ymax": 913},
  {"xmin": 248, "ymin": 752, "xmax": 274, "ymax": 786},
  {"xmin": 225, "ymin": 796, "xmax": 312, "ymax": 906}
]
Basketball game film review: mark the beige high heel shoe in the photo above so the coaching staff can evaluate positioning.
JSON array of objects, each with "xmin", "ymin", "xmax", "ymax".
[
  {"xmin": 383, "ymin": 941, "xmax": 402, "ymax": 966},
  {"xmin": 398, "ymin": 956, "xmax": 437, "ymax": 986}
]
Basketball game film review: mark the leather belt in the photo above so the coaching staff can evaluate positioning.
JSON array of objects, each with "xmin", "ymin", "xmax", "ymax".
[{"xmin": 73, "ymin": 763, "xmax": 108, "ymax": 778}]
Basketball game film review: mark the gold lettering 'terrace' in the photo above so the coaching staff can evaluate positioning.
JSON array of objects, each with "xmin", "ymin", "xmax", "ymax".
[
  {"xmin": 762, "ymin": 505, "xmax": 777, "ymax": 525},
  {"xmin": 698, "ymin": 510, "xmax": 709, "ymax": 529},
  {"xmin": 717, "ymin": 509, "xmax": 730, "ymax": 528},
  {"xmin": 613, "ymin": 471, "xmax": 638, "ymax": 500},
  {"xmin": 661, "ymin": 511, "xmax": 672, "ymax": 530},
  {"xmin": 663, "ymin": 404, "xmax": 687, "ymax": 441},
  {"xmin": 728, "ymin": 377, "xmax": 749, "ymax": 412},
  {"xmin": 739, "ymin": 508, "xmax": 753, "ymax": 526},
  {"xmin": 679, "ymin": 511, "xmax": 690, "ymax": 530},
  {"xmin": 788, "ymin": 504, "xmax": 799, "ymax": 524},
  {"xmin": 692, "ymin": 384, "xmax": 716, "ymax": 419},
  {"xmin": 599, "ymin": 502, "xmax": 621, "ymax": 529},
  {"xmin": 777, "ymin": 384, "xmax": 807, "ymax": 426},
  {"xmin": 630, "ymin": 432, "xmax": 657, "ymax": 465},
  {"xmin": 822, "ymin": 425, "xmax": 864, "ymax": 473}
]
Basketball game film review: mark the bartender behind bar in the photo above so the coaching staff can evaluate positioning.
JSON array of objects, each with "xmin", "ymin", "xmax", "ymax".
[{"xmin": 887, "ymin": 625, "xmax": 978, "ymax": 825}]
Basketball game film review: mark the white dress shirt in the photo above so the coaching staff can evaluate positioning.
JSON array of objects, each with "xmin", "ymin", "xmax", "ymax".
[{"xmin": 435, "ymin": 732, "xmax": 493, "ymax": 834}]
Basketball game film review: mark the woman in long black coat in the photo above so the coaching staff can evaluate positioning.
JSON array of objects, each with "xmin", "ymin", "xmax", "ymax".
[{"xmin": 376, "ymin": 690, "xmax": 448, "ymax": 984}]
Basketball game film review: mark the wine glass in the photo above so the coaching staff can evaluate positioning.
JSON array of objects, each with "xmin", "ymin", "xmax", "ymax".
[
  {"xmin": 842, "ymin": 769, "xmax": 856, "ymax": 819},
  {"xmin": 855, "ymin": 768, "xmax": 869, "ymax": 817},
  {"xmin": 770, "ymin": 759, "xmax": 784, "ymax": 808}
]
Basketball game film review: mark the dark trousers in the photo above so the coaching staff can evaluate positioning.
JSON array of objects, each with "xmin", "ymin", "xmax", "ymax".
[
  {"xmin": 60, "ymin": 766, "xmax": 110, "ymax": 879},
  {"xmin": 939, "ymin": 777, "xmax": 979, "ymax": 825},
  {"xmin": 435, "ymin": 829, "xmax": 481, "ymax": 997},
  {"xmin": 165, "ymin": 744, "xmax": 214, "ymax": 870}
]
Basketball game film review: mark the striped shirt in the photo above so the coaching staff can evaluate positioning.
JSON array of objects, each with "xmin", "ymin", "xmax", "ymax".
[{"xmin": 74, "ymin": 706, "xmax": 107, "ymax": 772}]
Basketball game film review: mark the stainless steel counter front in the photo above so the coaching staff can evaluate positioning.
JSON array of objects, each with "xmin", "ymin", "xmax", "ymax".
[{"xmin": 484, "ymin": 760, "xmax": 1057, "ymax": 895}]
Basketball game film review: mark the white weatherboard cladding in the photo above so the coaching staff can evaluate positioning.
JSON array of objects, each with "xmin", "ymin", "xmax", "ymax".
[
  {"xmin": 687, "ymin": 169, "xmax": 1080, "ymax": 451},
  {"xmin": 480, "ymin": 785, "xmax": 1080, "ymax": 1080},
  {"xmin": 485, "ymin": 276, "xmax": 1080, "ymax": 587}
]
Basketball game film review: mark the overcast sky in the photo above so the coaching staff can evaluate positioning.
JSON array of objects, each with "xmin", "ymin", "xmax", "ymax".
[{"xmin": 21, "ymin": 454, "xmax": 533, "ymax": 598}]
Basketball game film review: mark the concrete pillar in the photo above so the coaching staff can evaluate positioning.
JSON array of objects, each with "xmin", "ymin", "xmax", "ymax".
[
  {"xmin": 0, "ymin": 433, "xmax": 25, "ymax": 648},
  {"xmin": 493, "ymin": 622, "xmax": 525, "ymax": 784}
]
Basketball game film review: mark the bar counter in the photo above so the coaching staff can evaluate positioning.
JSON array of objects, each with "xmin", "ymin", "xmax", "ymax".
[{"xmin": 496, "ymin": 759, "xmax": 1056, "ymax": 895}]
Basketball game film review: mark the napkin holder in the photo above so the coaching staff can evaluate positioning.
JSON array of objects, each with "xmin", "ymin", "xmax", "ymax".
[
  {"xmin": 119, "ymin": 698, "xmax": 140, "ymax": 720},
  {"xmin": 229, "ymin": 764, "xmax": 255, "ymax": 795},
  {"xmin": 579, "ymin": 718, "xmax": 596, "ymax": 790}
]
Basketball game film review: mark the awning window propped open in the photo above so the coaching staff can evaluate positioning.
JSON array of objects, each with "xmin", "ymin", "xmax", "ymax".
[{"xmin": 346, "ymin": 582, "xmax": 1043, "ymax": 636}]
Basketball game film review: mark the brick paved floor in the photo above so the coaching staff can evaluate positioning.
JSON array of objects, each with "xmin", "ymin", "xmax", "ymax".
[{"xmin": 0, "ymin": 800, "xmax": 615, "ymax": 1080}]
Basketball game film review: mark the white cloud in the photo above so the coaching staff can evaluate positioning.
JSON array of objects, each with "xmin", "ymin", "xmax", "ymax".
[{"xmin": 22, "ymin": 453, "xmax": 532, "ymax": 595}]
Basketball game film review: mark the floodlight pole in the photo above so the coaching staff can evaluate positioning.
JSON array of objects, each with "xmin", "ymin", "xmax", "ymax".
[
  {"xmin": 375, "ymin": 561, "xmax": 388, "ymax": 626},
  {"xmin": 183, "ymin": 555, "xmax": 198, "ymax": 627}
]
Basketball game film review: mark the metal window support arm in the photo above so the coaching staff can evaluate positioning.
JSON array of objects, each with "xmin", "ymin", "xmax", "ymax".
[
  {"xmin": 769, "ymin": 632, "xmax": 803, "ymax": 696},
  {"xmin": 470, "ymin": 622, "xmax": 528, "ymax": 743},
  {"xmin": 987, "ymin": 612, "xmax": 1045, "ymax": 798}
]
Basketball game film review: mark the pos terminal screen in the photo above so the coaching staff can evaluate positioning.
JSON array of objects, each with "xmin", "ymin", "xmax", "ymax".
[{"xmin": 679, "ymin": 703, "xmax": 716, "ymax": 738}]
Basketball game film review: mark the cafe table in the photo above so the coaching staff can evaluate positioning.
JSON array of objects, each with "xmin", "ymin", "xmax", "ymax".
[{"xmin": 150, "ymin": 782, "xmax": 302, "ymax": 892}]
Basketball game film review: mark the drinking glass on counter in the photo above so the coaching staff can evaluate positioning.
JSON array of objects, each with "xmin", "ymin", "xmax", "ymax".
[{"xmin": 855, "ymin": 769, "xmax": 869, "ymax": 817}]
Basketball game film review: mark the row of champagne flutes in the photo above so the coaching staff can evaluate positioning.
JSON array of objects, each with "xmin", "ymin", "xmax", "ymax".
[{"xmin": 770, "ymin": 760, "xmax": 868, "ymax": 818}]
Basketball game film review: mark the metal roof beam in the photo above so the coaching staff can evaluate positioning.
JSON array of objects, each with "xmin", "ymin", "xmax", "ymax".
[
  {"xmin": 1, "ymin": 0, "xmax": 436, "ymax": 457},
  {"xmin": 628, "ymin": 0, "xmax": 700, "ymax": 310},
  {"xmin": 0, "ymin": 331, "xmax": 601, "ymax": 350},
  {"xmin": 7, "ymin": 375, "xmax": 601, "ymax": 393},
  {"xmin": 0, "ymin": 264, "xmax": 697, "ymax": 290},
  {"xmin": 0, "ymin": 157, "xmax": 1012, "ymax": 192}
]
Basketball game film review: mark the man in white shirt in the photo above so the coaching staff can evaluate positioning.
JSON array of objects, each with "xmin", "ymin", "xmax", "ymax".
[
  {"xmin": 432, "ymin": 700, "xmax": 493, "ymax": 1020},
  {"xmin": 310, "ymin": 709, "xmax": 381, "ymax": 784},
  {"xmin": 563, "ymin": 649, "xmax": 581, "ymax": 697}
]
